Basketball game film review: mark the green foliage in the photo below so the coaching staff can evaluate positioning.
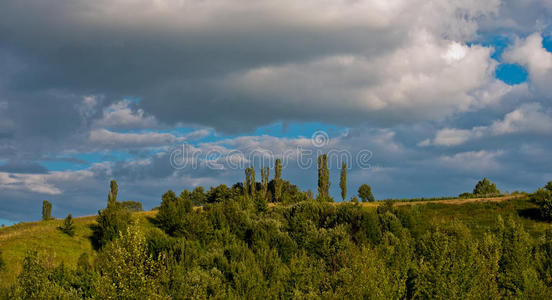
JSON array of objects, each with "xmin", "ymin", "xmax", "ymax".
[
  {"xmin": 533, "ymin": 188, "xmax": 552, "ymax": 221},
  {"xmin": 5, "ymin": 183, "xmax": 552, "ymax": 298},
  {"xmin": 94, "ymin": 204, "xmax": 132, "ymax": 248},
  {"xmin": 120, "ymin": 201, "xmax": 143, "ymax": 212},
  {"xmin": 274, "ymin": 158, "xmax": 283, "ymax": 202},
  {"xmin": 261, "ymin": 166, "xmax": 269, "ymax": 200},
  {"xmin": 191, "ymin": 186, "xmax": 206, "ymax": 205},
  {"xmin": 108, "ymin": 179, "xmax": 118, "ymax": 206},
  {"xmin": 317, "ymin": 154, "xmax": 330, "ymax": 199},
  {"xmin": 93, "ymin": 224, "xmax": 168, "ymax": 299},
  {"xmin": 473, "ymin": 178, "xmax": 501, "ymax": 195},
  {"xmin": 207, "ymin": 184, "xmax": 232, "ymax": 203},
  {"xmin": 0, "ymin": 250, "xmax": 4, "ymax": 271},
  {"xmin": 358, "ymin": 184, "xmax": 375, "ymax": 202},
  {"xmin": 59, "ymin": 214, "xmax": 75, "ymax": 237},
  {"xmin": 340, "ymin": 161, "xmax": 347, "ymax": 201},
  {"xmin": 545, "ymin": 181, "xmax": 552, "ymax": 192},
  {"xmin": 41, "ymin": 200, "xmax": 53, "ymax": 221}
]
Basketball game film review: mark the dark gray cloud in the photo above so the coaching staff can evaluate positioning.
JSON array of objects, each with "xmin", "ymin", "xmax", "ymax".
[{"xmin": 0, "ymin": 0, "xmax": 552, "ymax": 222}]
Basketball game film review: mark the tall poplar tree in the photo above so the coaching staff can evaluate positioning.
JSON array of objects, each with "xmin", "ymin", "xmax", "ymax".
[
  {"xmin": 250, "ymin": 166, "xmax": 256, "ymax": 199},
  {"xmin": 274, "ymin": 158, "xmax": 283, "ymax": 202},
  {"xmin": 42, "ymin": 200, "xmax": 53, "ymax": 221},
  {"xmin": 340, "ymin": 161, "xmax": 347, "ymax": 201},
  {"xmin": 108, "ymin": 180, "xmax": 118, "ymax": 206},
  {"xmin": 261, "ymin": 167, "xmax": 269, "ymax": 200},
  {"xmin": 244, "ymin": 168, "xmax": 251, "ymax": 200},
  {"xmin": 317, "ymin": 154, "xmax": 330, "ymax": 199}
]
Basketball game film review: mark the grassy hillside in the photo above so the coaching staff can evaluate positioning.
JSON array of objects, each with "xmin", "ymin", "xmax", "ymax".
[
  {"xmin": 1, "ymin": 196, "xmax": 550, "ymax": 295},
  {"xmin": 0, "ymin": 211, "xmax": 157, "ymax": 290}
]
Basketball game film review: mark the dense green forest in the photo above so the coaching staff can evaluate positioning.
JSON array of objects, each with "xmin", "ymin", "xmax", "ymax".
[{"xmin": 1, "ymin": 158, "xmax": 552, "ymax": 299}]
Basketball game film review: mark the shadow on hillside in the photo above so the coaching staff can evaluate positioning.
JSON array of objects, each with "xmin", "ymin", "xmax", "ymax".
[
  {"xmin": 145, "ymin": 215, "xmax": 159, "ymax": 226},
  {"xmin": 88, "ymin": 224, "xmax": 101, "ymax": 250},
  {"xmin": 517, "ymin": 207, "xmax": 546, "ymax": 222}
]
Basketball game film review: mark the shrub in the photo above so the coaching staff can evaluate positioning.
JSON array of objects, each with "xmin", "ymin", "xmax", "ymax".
[
  {"xmin": 59, "ymin": 213, "xmax": 75, "ymax": 237},
  {"xmin": 94, "ymin": 202, "xmax": 132, "ymax": 248},
  {"xmin": 93, "ymin": 224, "xmax": 168, "ymax": 299},
  {"xmin": 120, "ymin": 201, "xmax": 143, "ymax": 212},
  {"xmin": 532, "ymin": 188, "xmax": 552, "ymax": 221},
  {"xmin": 358, "ymin": 184, "xmax": 375, "ymax": 202}
]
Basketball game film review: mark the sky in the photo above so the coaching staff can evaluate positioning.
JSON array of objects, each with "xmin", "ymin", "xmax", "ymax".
[{"xmin": 1, "ymin": 0, "xmax": 552, "ymax": 223}]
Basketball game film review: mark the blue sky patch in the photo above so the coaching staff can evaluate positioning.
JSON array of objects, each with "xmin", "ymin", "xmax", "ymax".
[{"xmin": 495, "ymin": 63, "xmax": 528, "ymax": 85}]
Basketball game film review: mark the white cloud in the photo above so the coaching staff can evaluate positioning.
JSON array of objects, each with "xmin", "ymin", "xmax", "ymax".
[
  {"xmin": 425, "ymin": 103, "xmax": 552, "ymax": 146},
  {"xmin": 0, "ymin": 169, "xmax": 94, "ymax": 195},
  {"xmin": 95, "ymin": 100, "xmax": 158, "ymax": 130},
  {"xmin": 89, "ymin": 129, "xmax": 182, "ymax": 149},
  {"xmin": 230, "ymin": 31, "xmax": 500, "ymax": 124},
  {"xmin": 439, "ymin": 150, "xmax": 503, "ymax": 171},
  {"xmin": 503, "ymin": 33, "xmax": 552, "ymax": 93}
]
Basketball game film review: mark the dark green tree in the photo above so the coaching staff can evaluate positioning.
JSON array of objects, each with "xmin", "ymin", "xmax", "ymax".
[
  {"xmin": 250, "ymin": 166, "xmax": 256, "ymax": 199},
  {"xmin": 261, "ymin": 167, "xmax": 269, "ymax": 200},
  {"xmin": 473, "ymin": 178, "xmax": 500, "ymax": 195},
  {"xmin": 533, "ymin": 188, "xmax": 552, "ymax": 221},
  {"xmin": 340, "ymin": 161, "xmax": 347, "ymax": 201},
  {"xmin": 244, "ymin": 168, "xmax": 251, "ymax": 201},
  {"xmin": 60, "ymin": 214, "xmax": 75, "ymax": 237},
  {"xmin": 94, "ymin": 181, "xmax": 131, "ymax": 248},
  {"xmin": 545, "ymin": 181, "xmax": 552, "ymax": 192},
  {"xmin": 358, "ymin": 184, "xmax": 375, "ymax": 202},
  {"xmin": 42, "ymin": 200, "xmax": 53, "ymax": 221},
  {"xmin": 108, "ymin": 180, "xmax": 118, "ymax": 206},
  {"xmin": 191, "ymin": 186, "xmax": 206, "ymax": 205},
  {"xmin": 317, "ymin": 154, "xmax": 330, "ymax": 199},
  {"xmin": 274, "ymin": 158, "xmax": 283, "ymax": 202}
]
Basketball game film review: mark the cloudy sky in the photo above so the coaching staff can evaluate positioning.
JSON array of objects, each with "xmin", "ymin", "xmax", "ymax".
[{"xmin": 1, "ymin": 0, "xmax": 552, "ymax": 223}]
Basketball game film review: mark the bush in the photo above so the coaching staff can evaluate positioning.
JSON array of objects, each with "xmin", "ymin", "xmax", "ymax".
[
  {"xmin": 94, "ymin": 202, "xmax": 132, "ymax": 248},
  {"xmin": 532, "ymin": 188, "xmax": 552, "ymax": 221},
  {"xmin": 120, "ymin": 201, "xmax": 143, "ymax": 212},
  {"xmin": 358, "ymin": 184, "xmax": 375, "ymax": 202},
  {"xmin": 93, "ymin": 224, "xmax": 168, "ymax": 299},
  {"xmin": 59, "ymin": 214, "xmax": 75, "ymax": 237}
]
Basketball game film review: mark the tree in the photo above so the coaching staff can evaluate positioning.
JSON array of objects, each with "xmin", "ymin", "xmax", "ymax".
[
  {"xmin": 274, "ymin": 158, "xmax": 283, "ymax": 202},
  {"xmin": 261, "ymin": 167, "xmax": 269, "ymax": 200},
  {"xmin": 42, "ymin": 200, "xmax": 53, "ymax": 221},
  {"xmin": 340, "ymin": 161, "xmax": 347, "ymax": 201},
  {"xmin": 250, "ymin": 166, "xmax": 256, "ymax": 199},
  {"xmin": 533, "ymin": 188, "xmax": 552, "ymax": 221},
  {"xmin": 244, "ymin": 168, "xmax": 251, "ymax": 201},
  {"xmin": 317, "ymin": 154, "xmax": 330, "ymax": 199},
  {"xmin": 120, "ymin": 201, "xmax": 143, "ymax": 212},
  {"xmin": 473, "ymin": 178, "xmax": 500, "ymax": 196},
  {"xmin": 60, "ymin": 214, "xmax": 75, "ymax": 237},
  {"xmin": 94, "ymin": 181, "xmax": 131, "ymax": 248},
  {"xmin": 358, "ymin": 184, "xmax": 375, "ymax": 202},
  {"xmin": 545, "ymin": 181, "xmax": 552, "ymax": 192},
  {"xmin": 108, "ymin": 180, "xmax": 118, "ymax": 206},
  {"xmin": 191, "ymin": 186, "xmax": 206, "ymax": 205},
  {"xmin": 93, "ymin": 224, "xmax": 168, "ymax": 299}
]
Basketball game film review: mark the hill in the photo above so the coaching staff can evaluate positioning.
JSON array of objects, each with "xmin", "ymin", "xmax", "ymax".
[
  {"xmin": 0, "ymin": 211, "xmax": 157, "ymax": 291},
  {"xmin": 1, "ymin": 196, "xmax": 550, "ymax": 286}
]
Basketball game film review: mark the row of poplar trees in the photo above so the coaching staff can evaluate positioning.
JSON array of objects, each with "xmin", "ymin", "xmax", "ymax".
[{"xmin": 244, "ymin": 154, "xmax": 373, "ymax": 202}]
